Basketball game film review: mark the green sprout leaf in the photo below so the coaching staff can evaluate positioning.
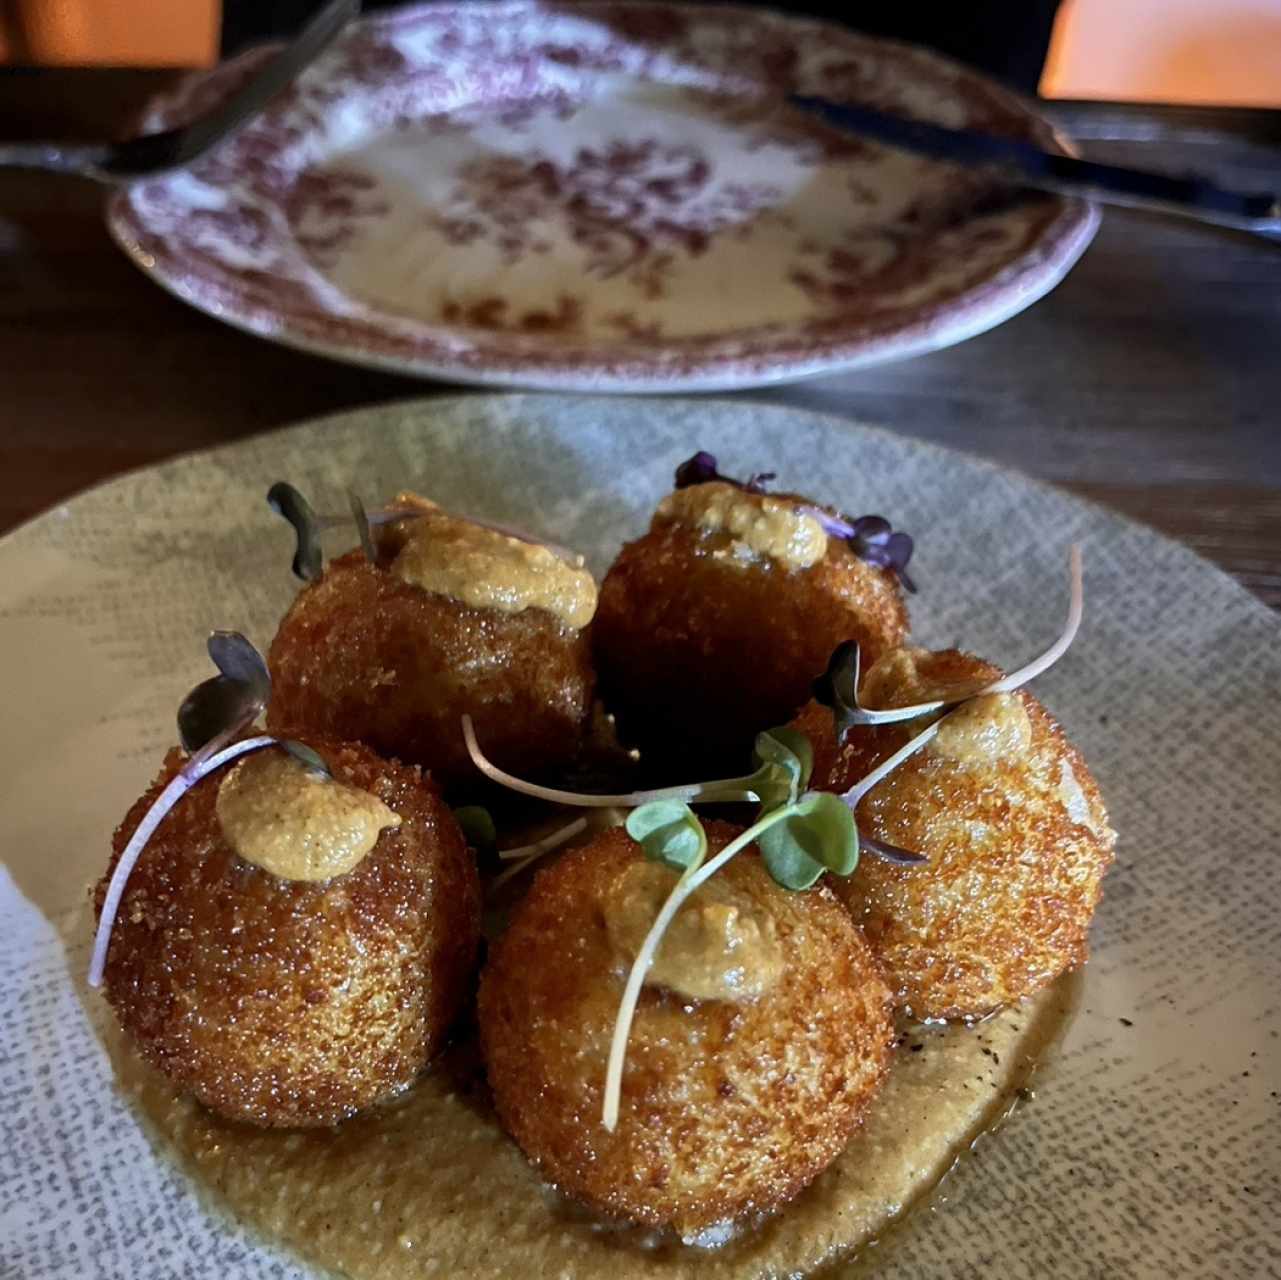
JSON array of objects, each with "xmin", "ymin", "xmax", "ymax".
[
  {"xmin": 454, "ymin": 805, "xmax": 497, "ymax": 854},
  {"xmin": 626, "ymin": 800, "xmax": 708, "ymax": 872},
  {"xmin": 757, "ymin": 791, "xmax": 859, "ymax": 890},
  {"xmin": 753, "ymin": 727, "xmax": 813, "ymax": 803}
]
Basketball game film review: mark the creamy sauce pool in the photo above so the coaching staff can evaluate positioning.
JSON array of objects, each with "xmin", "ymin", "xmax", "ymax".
[{"xmin": 106, "ymin": 974, "xmax": 1079, "ymax": 1279}]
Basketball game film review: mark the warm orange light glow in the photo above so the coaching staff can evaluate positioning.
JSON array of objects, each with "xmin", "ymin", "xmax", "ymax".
[
  {"xmin": 0, "ymin": 0, "xmax": 219, "ymax": 68},
  {"xmin": 1043, "ymin": 0, "xmax": 1281, "ymax": 107}
]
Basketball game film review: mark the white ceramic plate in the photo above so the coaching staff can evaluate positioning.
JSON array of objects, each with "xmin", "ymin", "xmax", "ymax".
[
  {"xmin": 2, "ymin": 395, "xmax": 1277, "ymax": 1278},
  {"xmin": 106, "ymin": 1, "xmax": 1097, "ymax": 392}
]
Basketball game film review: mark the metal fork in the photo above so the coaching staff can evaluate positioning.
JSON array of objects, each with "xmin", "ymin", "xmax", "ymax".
[{"xmin": 0, "ymin": 0, "xmax": 359, "ymax": 184}]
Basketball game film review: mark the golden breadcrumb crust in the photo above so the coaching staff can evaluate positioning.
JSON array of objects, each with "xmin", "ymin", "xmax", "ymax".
[
  {"xmin": 793, "ymin": 649, "xmax": 1115, "ymax": 1020},
  {"xmin": 267, "ymin": 550, "xmax": 595, "ymax": 797},
  {"xmin": 94, "ymin": 734, "xmax": 481, "ymax": 1127},
  {"xmin": 594, "ymin": 507, "xmax": 908, "ymax": 777},
  {"xmin": 478, "ymin": 822, "xmax": 894, "ymax": 1234}
]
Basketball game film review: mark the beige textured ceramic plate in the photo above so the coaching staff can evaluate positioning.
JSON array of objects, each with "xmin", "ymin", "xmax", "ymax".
[
  {"xmin": 106, "ymin": 1, "xmax": 1097, "ymax": 391},
  {"xmin": 2, "ymin": 395, "xmax": 1277, "ymax": 1277}
]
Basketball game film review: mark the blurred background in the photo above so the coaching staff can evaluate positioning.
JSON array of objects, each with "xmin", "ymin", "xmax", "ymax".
[{"xmin": 2, "ymin": 0, "xmax": 1279, "ymax": 106}]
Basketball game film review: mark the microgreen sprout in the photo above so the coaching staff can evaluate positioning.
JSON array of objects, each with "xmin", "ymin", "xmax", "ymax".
[
  {"xmin": 89, "ymin": 632, "xmax": 332, "ymax": 990},
  {"xmin": 268, "ymin": 481, "xmax": 582, "ymax": 575},
  {"xmin": 454, "ymin": 805, "xmax": 498, "ymax": 854},
  {"xmin": 985, "ymin": 544, "xmax": 1084, "ymax": 693},
  {"xmin": 88, "ymin": 735, "xmax": 276, "ymax": 988},
  {"xmin": 177, "ymin": 630, "xmax": 271, "ymax": 757},
  {"xmin": 267, "ymin": 482, "xmax": 325, "ymax": 582},
  {"xmin": 602, "ymin": 791, "xmax": 858, "ymax": 1130},
  {"xmin": 817, "ymin": 545, "xmax": 1083, "ymax": 734},
  {"xmin": 461, "ymin": 715, "xmax": 795, "ymax": 810},
  {"xmin": 489, "ymin": 817, "xmax": 590, "ymax": 891},
  {"xmin": 673, "ymin": 451, "xmax": 775, "ymax": 494},
  {"xmin": 348, "ymin": 489, "xmax": 376, "ymax": 565},
  {"xmin": 833, "ymin": 545, "xmax": 1085, "ymax": 821},
  {"xmin": 802, "ymin": 510, "xmax": 917, "ymax": 593}
]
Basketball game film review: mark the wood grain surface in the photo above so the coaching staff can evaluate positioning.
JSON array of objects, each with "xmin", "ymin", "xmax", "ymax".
[{"xmin": 0, "ymin": 74, "xmax": 1276, "ymax": 606}]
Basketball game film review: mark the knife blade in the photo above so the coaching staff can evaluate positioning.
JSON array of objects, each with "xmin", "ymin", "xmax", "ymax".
[{"xmin": 789, "ymin": 95, "xmax": 1281, "ymax": 234}]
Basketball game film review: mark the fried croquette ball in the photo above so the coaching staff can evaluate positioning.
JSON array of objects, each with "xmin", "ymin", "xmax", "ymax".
[
  {"xmin": 94, "ymin": 734, "xmax": 481, "ymax": 1128},
  {"xmin": 594, "ymin": 481, "xmax": 909, "ymax": 776},
  {"xmin": 478, "ymin": 822, "xmax": 894, "ymax": 1234},
  {"xmin": 793, "ymin": 647, "xmax": 1115, "ymax": 1021},
  {"xmin": 267, "ymin": 512, "xmax": 598, "ymax": 795}
]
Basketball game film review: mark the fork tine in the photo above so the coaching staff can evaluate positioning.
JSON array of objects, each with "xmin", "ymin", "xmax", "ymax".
[{"xmin": 103, "ymin": 0, "xmax": 360, "ymax": 180}]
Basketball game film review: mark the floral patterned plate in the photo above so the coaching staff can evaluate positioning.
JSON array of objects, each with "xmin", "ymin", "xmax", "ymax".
[{"xmin": 107, "ymin": 2, "xmax": 1099, "ymax": 391}]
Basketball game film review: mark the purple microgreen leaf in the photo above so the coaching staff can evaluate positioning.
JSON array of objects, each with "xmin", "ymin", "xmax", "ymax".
[
  {"xmin": 814, "ymin": 639, "xmax": 951, "ymax": 731},
  {"xmin": 860, "ymin": 833, "xmax": 929, "ymax": 865},
  {"xmin": 888, "ymin": 544, "xmax": 916, "ymax": 593},
  {"xmin": 207, "ymin": 631, "xmax": 270, "ymax": 699},
  {"xmin": 812, "ymin": 640, "xmax": 863, "ymax": 739},
  {"xmin": 88, "ymin": 734, "xmax": 277, "ymax": 988},
  {"xmin": 267, "ymin": 482, "xmax": 324, "ymax": 582},
  {"xmin": 177, "ymin": 631, "xmax": 271, "ymax": 757},
  {"xmin": 850, "ymin": 514, "xmax": 893, "ymax": 541},
  {"xmin": 348, "ymin": 489, "xmax": 375, "ymax": 565},
  {"xmin": 803, "ymin": 507, "xmax": 857, "ymax": 539},
  {"xmin": 674, "ymin": 451, "xmax": 721, "ymax": 488},
  {"xmin": 279, "ymin": 739, "xmax": 331, "ymax": 780},
  {"xmin": 801, "ymin": 506, "xmax": 917, "ymax": 593},
  {"xmin": 672, "ymin": 451, "xmax": 773, "ymax": 494}
]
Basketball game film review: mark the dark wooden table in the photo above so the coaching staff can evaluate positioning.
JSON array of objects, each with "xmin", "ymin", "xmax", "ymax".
[{"xmin": 2, "ymin": 73, "xmax": 1278, "ymax": 606}]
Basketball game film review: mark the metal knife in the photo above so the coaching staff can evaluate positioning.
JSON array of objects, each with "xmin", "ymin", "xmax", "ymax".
[{"xmin": 790, "ymin": 94, "xmax": 1281, "ymax": 234}]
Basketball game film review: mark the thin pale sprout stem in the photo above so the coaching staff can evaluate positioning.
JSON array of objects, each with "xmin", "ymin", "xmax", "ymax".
[
  {"xmin": 841, "ymin": 547, "xmax": 1079, "ymax": 810},
  {"xmin": 489, "ymin": 852, "xmax": 543, "ymax": 892},
  {"xmin": 462, "ymin": 715, "xmax": 759, "ymax": 808},
  {"xmin": 601, "ymin": 803, "xmax": 798, "ymax": 1131},
  {"xmin": 497, "ymin": 817, "xmax": 589, "ymax": 862},
  {"xmin": 848, "ymin": 544, "xmax": 1084, "ymax": 725},
  {"xmin": 985, "ymin": 544, "xmax": 1083, "ymax": 693},
  {"xmin": 88, "ymin": 735, "xmax": 276, "ymax": 988},
  {"xmin": 841, "ymin": 721, "xmax": 941, "ymax": 810}
]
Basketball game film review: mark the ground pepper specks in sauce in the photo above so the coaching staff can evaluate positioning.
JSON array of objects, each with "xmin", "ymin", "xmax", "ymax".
[{"xmin": 104, "ymin": 940, "xmax": 1077, "ymax": 1277}]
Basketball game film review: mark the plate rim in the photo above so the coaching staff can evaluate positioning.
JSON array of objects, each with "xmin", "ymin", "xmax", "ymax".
[{"xmin": 6, "ymin": 389, "xmax": 1274, "ymax": 634}]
